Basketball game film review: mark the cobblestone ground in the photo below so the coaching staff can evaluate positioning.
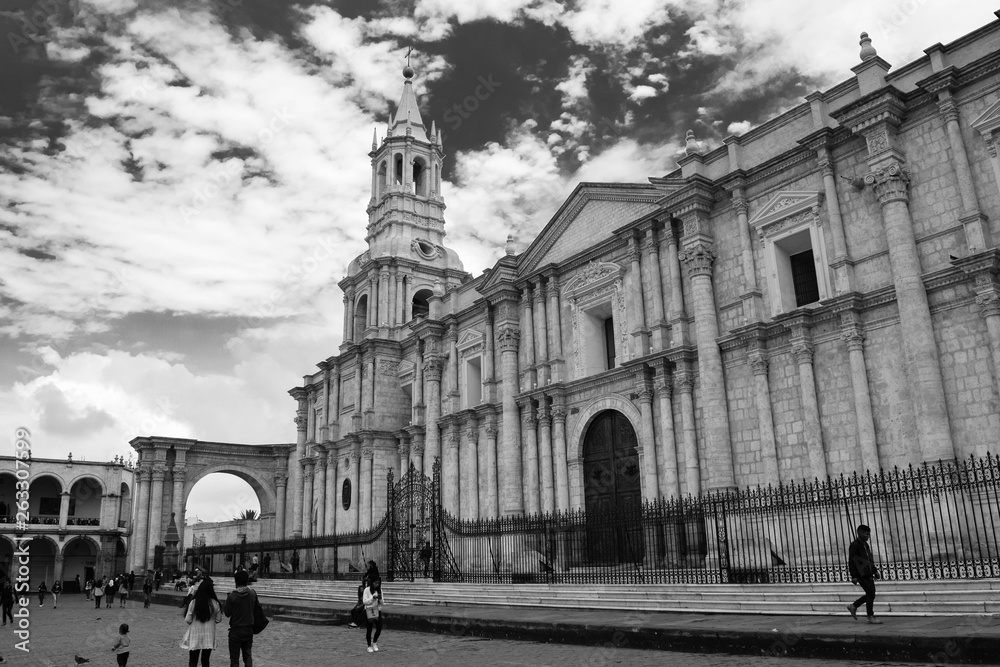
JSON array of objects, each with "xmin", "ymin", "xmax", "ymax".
[{"xmin": 0, "ymin": 594, "xmax": 947, "ymax": 667}]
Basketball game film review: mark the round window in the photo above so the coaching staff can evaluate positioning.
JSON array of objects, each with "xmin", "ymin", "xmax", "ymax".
[{"xmin": 342, "ymin": 479, "xmax": 352, "ymax": 510}]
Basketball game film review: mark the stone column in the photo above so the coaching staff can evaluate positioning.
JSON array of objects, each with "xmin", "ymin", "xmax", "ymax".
[
  {"xmin": 546, "ymin": 276, "xmax": 563, "ymax": 382},
  {"xmin": 403, "ymin": 276, "xmax": 412, "ymax": 323},
  {"xmin": 369, "ymin": 276, "xmax": 377, "ymax": 328},
  {"xmin": 978, "ymin": 285, "xmax": 1000, "ymax": 397},
  {"xmin": 146, "ymin": 465, "xmax": 166, "ymax": 563},
  {"xmin": 273, "ymin": 471, "xmax": 287, "ymax": 539},
  {"xmin": 130, "ymin": 467, "xmax": 149, "ymax": 571},
  {"xmin": 413, "ymin": 344, "xmax": 424, "ymax": 424},
  {"xmin": 396, "ymin": 273, "xmax": 405, "ymax": 325},
  {"xmin": 464, "ymin": 420, "xmax": 480, "ymax": 519},
  {"xmin": 484, "ymin": 420, "xmax": 499, "ymax": 517},
  {"xmin": 551, "ymin": 404, "xmax": 570, "ymax": 512},
  {"xmin": 521, "ymin": 286, "xmax": 536, "ymax": 389},
  {"xmin": 790, "ymin": 326, "xmax": 826, "ymax": 480},
  {"xmin": 347, "ymin": 451, "xmax": 360, "ymax": 532},
  {"xmin": 291, "ymin": 391, "xmax": 308, "ymax": 538},
  {"xmin": 315, "ymin": 454, "xmax": 327, "ymax": 536},
  {"xmin": 408, "ymin": 433, "xmax": 423, "ymax": 479},
  {"xmin": 665, "ymin": 225, "xmax": 688, "ymax": 343},
  {"xmin": 423, "ymin": 355, "xmax": 443, "ymax": 472},
  {"xmin": 329, "ymin": 365, "xmax": 341, "ymax": 441},
  {"xmin": 365, "ymin": 356, "xmax": 376, "ymax": 428},
  {"xmin": 534, "ymin": 283, "xmax": 549, "ymax": 384},
  {"xmin": 448, "ymin": 325, "xmax": 460, "ymax": 412},
  {"xmin": 398, "ymin": 437, "xmax": 410, "ymax": 475},
  {"xmin": 817, "ymin": 147, "xmax": 855, "ymax": 293},
  {"xmin": 343, "ymin": 292, "xmax": 352, "ymax": 344},
  {"xmin": 730, "ymin": 188, "xmax": 765, "ymax": 319},
  {"xmin": 679, "ymin": 242, "xmax": 735, "ymax": 490},
  {"xmin": 301, "ymin": 458, "xmax": 314, "ymax": 539},
  {"xmin": 388, "ymin": 266, "xmax": 397, "ymax": 328},
  {"xmin": 644, "ymin": 229, "xmax": 668, "ymax": 348},
  {"xmin": 676, "ymin": 366, "xmax": 700, "ymax": 496},
  {"xmin": 444, "ymin": 421, "xmax": 461, "ymax": 517},
  {"xmin": 484, "ymin": 309, "xmax": 496, "ymax": 402},
  {"xmin": 496, "ymin": 326, "xmax": 524, "ymax": 515},
  {"xmin": 378, "ymin": 266, "xmax": 389, "ymax": 327},
  {"xmin": 521, "ymin": 403, "xmax": 540, "ymax": 514},
  {"xmin": 865, "ymin": 163, "xmax": 955, "ymax": 463},
  {"xmin": 923, "ymin": 78, "xmax": 990, "ymax": 251},
  {"xmin": 58, "ymin": 491, "xmax": 70, "ymax": 529},
  {"xmin": 171, "ymin": 463, "xmax": 186, "ymax": 557},
  {"xmin": 637, "ymin": 386, "xmax": 659, "ymax": 500},
  {"xmin": 653, "ymin": 374, "xmax": 680, "ymax": 499},
  {"xmin": 628, "ymin": 239, "xmax": 650, "ymax": 356},
  {"xmin": 838, "ymin": 312, "xmax": 880, "ymax": 472},
  {"xmin": 537, "ymin": 401, "xmax": 554, "ymax": 513},
  {"xmin": 54, "ymin": 553, "xmax": 65, "ymax": 586},
  {"xmin": 360, "ymin": 444, "xmax": 374, "ymax": 530},
  {"xmin": 747, "ymin": 350, "xmax": 780, "ymax": 485}
]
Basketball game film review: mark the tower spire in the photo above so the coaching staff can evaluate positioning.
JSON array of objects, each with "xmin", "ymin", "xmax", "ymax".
[{"xmin": 390, "ymin": 54, "xmax": 428, "ymax": 142}]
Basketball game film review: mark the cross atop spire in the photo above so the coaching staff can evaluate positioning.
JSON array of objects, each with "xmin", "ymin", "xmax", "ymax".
[{"xmin": 392, "ymin": 50, "xmax": 428, "ymax": 142}]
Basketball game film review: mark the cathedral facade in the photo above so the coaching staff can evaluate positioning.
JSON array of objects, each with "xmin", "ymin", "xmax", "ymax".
[{"xmin": 279, "ymin": 19, "xmax": 1000, "ymax": 541}]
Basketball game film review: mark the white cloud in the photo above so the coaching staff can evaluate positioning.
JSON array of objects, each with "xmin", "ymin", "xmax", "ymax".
[
  {"xmin": 727, "ymin": 120, "xmax": 753, "ymax": 136},
  {"xmin": 629, "ymin": 84, "xmax": 659, "ymax": 101}
]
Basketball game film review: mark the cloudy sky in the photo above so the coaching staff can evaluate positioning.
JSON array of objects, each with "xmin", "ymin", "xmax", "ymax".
[{"xmin": 1, "ymin": 0, "xmax": 996, "ymax": 522}]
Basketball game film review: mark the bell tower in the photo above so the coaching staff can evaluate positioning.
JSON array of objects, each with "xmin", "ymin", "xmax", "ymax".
[{"xmin": 366, "ymin": 63, "xmax": 447, "ymax": 255}]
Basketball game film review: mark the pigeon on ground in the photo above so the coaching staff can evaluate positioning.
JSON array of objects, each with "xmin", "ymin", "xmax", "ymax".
[{"xmin": 74, "ymin": 656, "xmax": 90, "ymax": 664}]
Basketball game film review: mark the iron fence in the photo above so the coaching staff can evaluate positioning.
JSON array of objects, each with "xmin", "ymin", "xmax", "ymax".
[
  {"xmin": 185, "ymin": 453, "xmax": 1000, "ymax": 585},
  {"xmin": 438, "ymin": 453, "xmax": 1000, "ymax": 584}
]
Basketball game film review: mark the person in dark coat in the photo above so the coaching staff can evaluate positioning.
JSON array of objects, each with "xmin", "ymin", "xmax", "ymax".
[
  {"xmin": 846, "ymin": 524, "xmax": 883, "ymax": 624},
  {"xmin": 127, "ymin": 570, "xmax": 136, "ymax": 592},
  {"xmin": 261, "ymin": 553, "xmax": 270, "ymax": 576},
  {"xmin": 223, "ymin": 569, "xmax": 256, "ymax": 667},
  {"xmin": 290, "ymin": 551, "xmax": 300, "ymax": 574},
  {"xmin": 105, "ymin": 577, "xmax": 117, "ymax": 608},
  {"xmin": 419, "ymin": 542, "xmax": 432, "ymax": 578}
]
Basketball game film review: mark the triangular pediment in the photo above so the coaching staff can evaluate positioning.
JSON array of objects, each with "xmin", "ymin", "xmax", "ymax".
[
  {"xmin": 457, "ymin": 329, "xmax": 484, "ymax": 350},
  {"xmin": 748, "ymin": 191, "xmax": 823, "ymax": 232},
  {"xmin": 519, "ymin": 183, "xmax": 662, "ymax": 274},
  {"xmin": 972, "ymin": 96, "xmax": 1000, "ymax": 136}
]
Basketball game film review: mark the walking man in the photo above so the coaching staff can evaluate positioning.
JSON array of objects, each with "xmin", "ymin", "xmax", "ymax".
[
  {"xmin": 846, "ymin": 524, "xmax": 883, "ymax": 624},
  {"xmin": 223, "ymin": 568, "xmax": 256, "ymax": 667}
]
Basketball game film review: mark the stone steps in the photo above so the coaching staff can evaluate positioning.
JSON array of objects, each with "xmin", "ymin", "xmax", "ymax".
[{"xmin": 249, "ymin": 577, "xmax": 1000, "ymax": 617}]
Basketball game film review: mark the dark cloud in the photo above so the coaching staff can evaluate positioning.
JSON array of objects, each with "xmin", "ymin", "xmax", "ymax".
[{"xmin": 18, "ymin": 247, "xmax": 57, "ymax": 260}]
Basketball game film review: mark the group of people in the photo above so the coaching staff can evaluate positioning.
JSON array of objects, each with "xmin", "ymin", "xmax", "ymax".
[
  {"xmin": 176, "ymin": 566, "xmax": 261, "ymax": 667},
  {"xmin": 85, "ymin": 572, "xmax": 132, "ymax": 608}
]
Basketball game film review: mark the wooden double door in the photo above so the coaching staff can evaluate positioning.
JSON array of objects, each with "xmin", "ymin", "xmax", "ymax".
[{"xmin": 582, "ymin": 410, "xmax": 644, "ymax": 563}]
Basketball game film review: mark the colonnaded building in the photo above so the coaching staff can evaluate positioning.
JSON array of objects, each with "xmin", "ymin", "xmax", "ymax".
[{"xmin": 131, "ymin": 15, "xmax": 1000, "ymax": 576}]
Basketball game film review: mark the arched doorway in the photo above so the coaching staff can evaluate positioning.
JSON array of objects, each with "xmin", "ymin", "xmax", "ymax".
[
  {"xmin": 25, "ymin": 537, "xmax": 57, "ymax": 586},
  {"xmin": 582, "ymin": 410, "xmax": 643, "ymax": 563},
  {"xmin": 62, "ymin": 536, "xmax": 99, "ymax": 589}
]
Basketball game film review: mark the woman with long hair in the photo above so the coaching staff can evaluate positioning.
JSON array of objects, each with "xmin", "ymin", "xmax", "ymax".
[{"xmin": 183, "ymin": 576, "xmax": 222, "ymax": 667}]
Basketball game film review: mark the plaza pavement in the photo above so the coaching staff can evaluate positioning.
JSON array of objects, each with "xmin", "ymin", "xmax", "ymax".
[{"xmin": 0, "ymin": 590, "xmax": 997, "ymax": 666}]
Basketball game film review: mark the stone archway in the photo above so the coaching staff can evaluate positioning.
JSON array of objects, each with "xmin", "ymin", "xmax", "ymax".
[
  {"xmin": 567, "ymin": 395, "xmax": 643, "ymax": 509},
  {"xmin": 129, "ymin": 437, "xmax": 293, "ymax": 574},
  {"xmin": 61, "ymin": 535, "xmax": 100, "ymax": 588}
]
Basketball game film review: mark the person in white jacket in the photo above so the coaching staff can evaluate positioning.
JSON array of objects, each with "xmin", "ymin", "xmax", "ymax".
[
  {"xmin": 362, "ymin": 579, "xmax": 384, "ymax": 653},
  {"xmin": 183, "ymin": 576, "xmax": 223, "ymax": 667}
]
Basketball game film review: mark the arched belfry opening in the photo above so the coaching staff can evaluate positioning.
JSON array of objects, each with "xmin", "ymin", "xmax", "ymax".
[
  {"xmin": 413, "ymin": 158, "xmax": 426, "ymax": 196},
  {"xmin": 377, "ymin": 161, "xmax": 387, "ymax": 198},
  {"xmin": 354, "ymin": 293, "xmax": 369, "ymax": 339},
  {"xmin": 394, "ymin": 154, "xmax": 403, "ymax": 185},
  {"xmin": 411, "ymin": 288, "xmax": 432, "ymax": 319},
  {"xmin": 582, "ymin": 410, "xmax": 643, "ymax": 563}
]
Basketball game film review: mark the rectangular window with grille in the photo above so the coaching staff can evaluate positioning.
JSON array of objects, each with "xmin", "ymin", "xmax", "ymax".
[
  {"xmin": 603, "ymin": 317, "xmax": 616, "ymax": 370},
  {"xmin": 790, "ymin": 249, "xmax": 820, "ymax": 307}
]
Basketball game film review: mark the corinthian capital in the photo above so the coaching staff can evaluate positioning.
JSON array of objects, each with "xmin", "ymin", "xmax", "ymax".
[
  {"xmin": 841, "ymin": 326, "xmax": 866, "ymax": 351},
  {"xmin": 792, "ymin": 341, "xmax": 814, "ymax": 365},
  {"xmin": 864, "ymin": 161, "xmax": 911, "ymax": 207},
  {"xmin": 748, "ymin": 353, "xmax": 769, "ymax": 376},
  {"xmin": 679, "ymin": 242, "xmax": 716, "ymax": 278},
  {"xmin": 495, "ymin": 326, "xmax": 521, "ymax": 353},
  {"xmin": 976, "ymin": 290, "xmax": 1000, "ymax": 318},
  {"xmin": 423, "ymin": 356, "xmax": 444, "ymax": 380}
]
